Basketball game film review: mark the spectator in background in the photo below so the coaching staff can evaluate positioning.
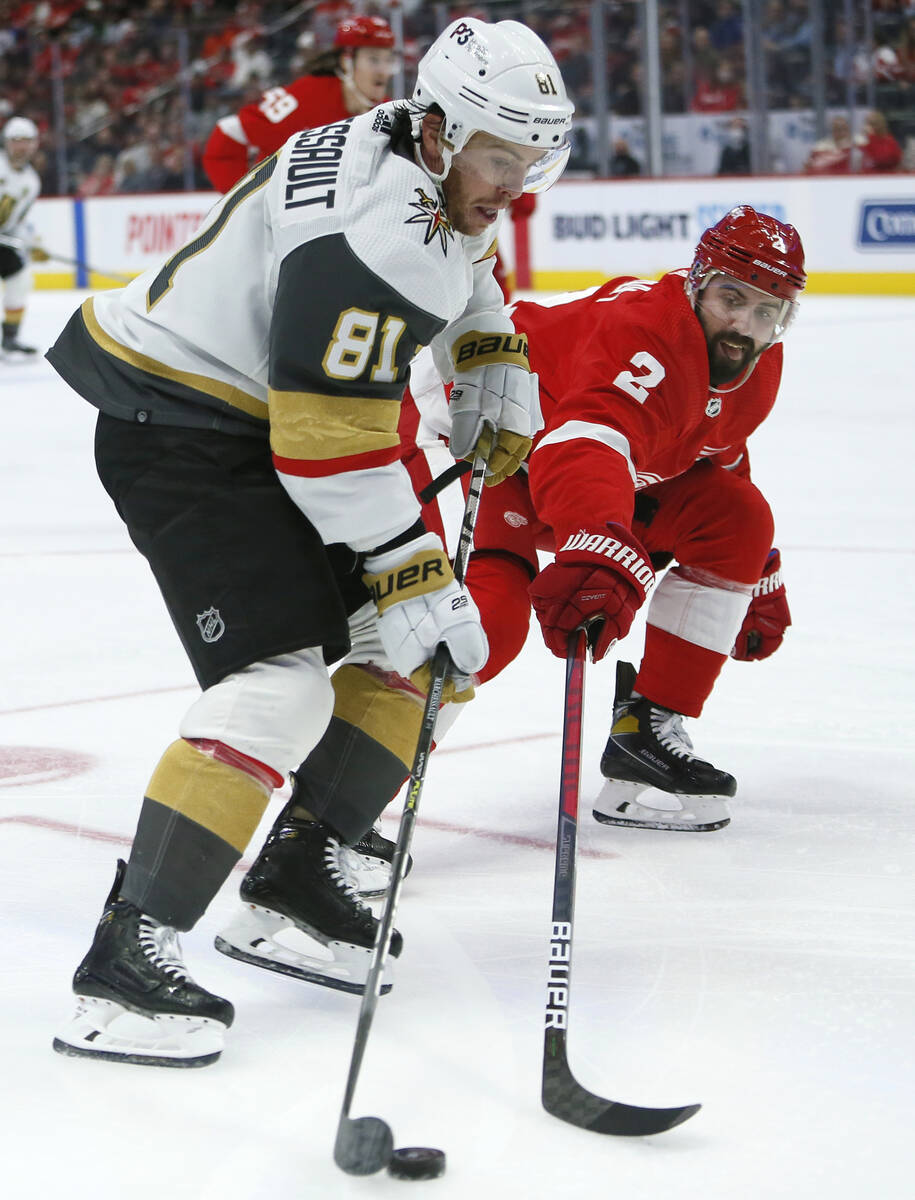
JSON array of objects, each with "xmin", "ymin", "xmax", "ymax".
[
  {"xmin": 662, "ymin": 60, "xmax": 688, "ymax": 113},
  {"xmin": 130, "ymin": 144, "xmax": 184, "ymax": 192},
  {"xmin": 858, "ymin": 109, "xmax": 903, "ymax": 171},
  {"xmin": 611, "ymin": 62, "xmax": 643, "ymax": 116},
  {"xmin": 896, "ymin": 17, "xmax": 915, "ymax": 84},
  {"xmin": 709, "ymin": 0, "xmax": 744, "ymax": 52},
  {"xmin": 718, "ymin": 115, "xmax": 751, "ymax": 173},
  {"xmin": 230, "ymin": 28, "xmax": 273, "ymax": 88},
  {"xmin": 763, "ymin": 0, "xmax": 813, "ymax": 107},
  {"xmin": 827, "ymin": 17, "xmax": 872, "ymax": 103},
  {"xmin": 804, "ymin": 114, "xmax": 853, "ymax": 173},
  {"xmin": 610, "ymin": 136, "xmax": 641, "ymax": 176},
  {"xmin": 692, "ymin": 59, "xmax": 743, "ymax": 112},
  {"xmin": 116, "ymin": 158, "xmax": 144, "ymax": 194},
  {"xmin": 690, "ymin": 26, "xmax": 720, "ymax": 85},
  {"xmin": 76, "ymin": 152, "xmax": 115, "ymax": 197}
]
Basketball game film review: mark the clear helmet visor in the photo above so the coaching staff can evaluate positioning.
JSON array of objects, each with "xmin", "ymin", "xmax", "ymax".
[
  {"xmin": 695, "ymin": 270, "xmax": 798, "ymax": 346},
  {"xmin": 446, "ymin": 131, "xmax": 571, "ymax": 196}
]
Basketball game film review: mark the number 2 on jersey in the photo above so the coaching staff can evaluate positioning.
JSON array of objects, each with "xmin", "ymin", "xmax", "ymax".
[{"xmin": 613, "ymin": 350, "xmax": 665, "ymax": 403}]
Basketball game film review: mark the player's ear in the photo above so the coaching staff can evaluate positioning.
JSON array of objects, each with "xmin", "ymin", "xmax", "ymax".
[{"xmin": 419, "ymin": 113, "xmax": 445, "ymax": 174}]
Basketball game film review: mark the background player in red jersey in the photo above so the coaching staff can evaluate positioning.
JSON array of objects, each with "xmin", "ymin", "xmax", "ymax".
[
  {"xmin": 215, "ymin": 205, "xmax": 805, "ymax": 994},
  {"xmin": 202, "ymin": 15, "xmax": 396, "ymax": 193}
]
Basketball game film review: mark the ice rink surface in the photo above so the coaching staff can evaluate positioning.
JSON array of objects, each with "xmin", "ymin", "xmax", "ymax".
[{"xmin": 2, "ymin": 289, "xmax": 913, "ymax": 1199}]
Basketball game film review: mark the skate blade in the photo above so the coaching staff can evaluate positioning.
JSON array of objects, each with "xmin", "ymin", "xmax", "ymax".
[
  {"xmin": 52, "ymin": 996, "xmax": 226, "ymax": 1067},
  {"xmin": 592, "ymin": 780, "xmax": 730, "ymax": 832},
  {"xmin": 214, "ymin": 904, "xmax": 393, "ymax": 995}
]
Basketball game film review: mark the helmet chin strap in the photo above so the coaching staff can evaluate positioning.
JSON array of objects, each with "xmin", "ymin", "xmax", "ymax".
[
  {"xmin": 709, "ymin": 354, "xmax": 763, "ymax": 393},
  {"xmin": 414, "ymin": 139, "xmax": 451, "ymax": 187},
  {"xmin": 409, "ymin": 105, "xmax": 454, "ymax": 187}
]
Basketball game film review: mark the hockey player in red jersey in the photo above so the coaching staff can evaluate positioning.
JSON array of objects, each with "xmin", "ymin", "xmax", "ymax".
[
  {"xmin": 202, "ymin": 15, "xmax": 396, "ymax": 193},
  {"xmin": 524, "ymin": 205, "xmax": 804, "ymax": 828}
]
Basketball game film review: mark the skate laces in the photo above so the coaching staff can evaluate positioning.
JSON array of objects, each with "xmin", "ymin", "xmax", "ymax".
[
  {"xmin": 649, "ymin": 707, "xmax": 696, "ymax": 760},
  {"xmin": 325, "ymin": 838, "xmax": 371, "ymax": 912},
  {"xmin": 137, "ymin": 916, "xmax": 191, "ymax": 982}
]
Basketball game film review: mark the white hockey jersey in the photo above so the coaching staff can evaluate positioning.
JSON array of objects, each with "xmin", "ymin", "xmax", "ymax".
[
  {"xmin": 47, "ymin": 104, "xmax": 520, "ymax": 553},
  {"xmin": 0, "ymin": 150, "xmax": 40, "ymax": 242}
]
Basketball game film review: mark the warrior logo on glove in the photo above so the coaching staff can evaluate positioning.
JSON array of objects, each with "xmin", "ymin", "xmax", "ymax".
[{"xmin": 558, "ymin": 531, "xmax": 656, "ymax": 591}]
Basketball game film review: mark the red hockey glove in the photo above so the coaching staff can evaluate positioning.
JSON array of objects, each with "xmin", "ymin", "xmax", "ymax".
[
  {"xmin": 528, "ymin": 524, "xmax": 655, "ymax": 662},
  {"xmin": 731, "ymin": 548, "xmax": 791, "ymax": 661}
]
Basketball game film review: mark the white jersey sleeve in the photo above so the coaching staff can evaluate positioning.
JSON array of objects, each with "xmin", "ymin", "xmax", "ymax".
[{"xmin": 264, "ymin": 111, "xmax": 487, "ymax": 552}]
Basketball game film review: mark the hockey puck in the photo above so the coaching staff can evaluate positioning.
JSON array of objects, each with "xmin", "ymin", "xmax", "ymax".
[{"xmin": 387, "ymin": 1147, "xmax": 446, "ymax": 1181}]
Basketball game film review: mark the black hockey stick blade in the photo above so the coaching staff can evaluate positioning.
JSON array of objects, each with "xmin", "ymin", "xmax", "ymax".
[
  {"xmin": 543, "ymin": 1035, "xmax": 700, "ymax": 1135},
  {"xmin": 541, "ymin": 630, "xmax": 701, "ymax": 1137},
  {"xmin": 334, "ymin": 1114, "xmax": 394, "ymax": 1175}
]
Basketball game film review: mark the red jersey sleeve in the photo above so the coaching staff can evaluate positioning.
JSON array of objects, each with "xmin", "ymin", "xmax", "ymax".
[
  {"xmin": 528, "ymin": 281, "xmax": 706, "ymax": 541},
  {"xmin": 202, "ymin": 123, "xmax": 249, "ymax": 192}
]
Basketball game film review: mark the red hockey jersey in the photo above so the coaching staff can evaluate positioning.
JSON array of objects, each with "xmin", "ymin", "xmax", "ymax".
[
  {"xmin": 520, "ymin": 271, "xmax": 783, "ymax": 543},
  {"xmin": 202, "ymin": 75, "xmax": 350, "ymax": 192}
]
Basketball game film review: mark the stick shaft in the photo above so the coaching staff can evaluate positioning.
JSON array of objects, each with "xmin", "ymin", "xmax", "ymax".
[{"xmin": 336, "ymin": 446, "xmax": 489, "ymax": 1130}]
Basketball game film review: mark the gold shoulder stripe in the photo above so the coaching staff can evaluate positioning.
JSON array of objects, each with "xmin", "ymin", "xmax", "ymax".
[
  {"xmin": 475, "ymin": 239, "xmax": 499, "ymax": 262},
  {"xmin": 81, "ymin": 297, "xmax": 268, "ymax": 420},
  {"xmin": 269, "ymin": 388, "xmax": 401, "ymax": 461}
]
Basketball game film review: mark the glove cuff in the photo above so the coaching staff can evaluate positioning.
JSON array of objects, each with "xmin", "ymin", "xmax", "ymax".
[
  {"xmin": 554, "ymin": 524, "xmax": 655, "ymax": 602},
  {"xmin": 451, "ymin": 328, "xmax": 530, "ymax": 373},
  {"xmin": 362, "ymin": 533, "xmax": 454, "ymax": 616},
  {"xmin": 751, "ymin": 548, "xmax": 783, "ymax": 597}
]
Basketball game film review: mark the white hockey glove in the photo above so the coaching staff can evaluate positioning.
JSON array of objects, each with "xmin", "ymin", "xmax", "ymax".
[
  {"xmin": 362, "ymin": 532, "xmax": 488, "ymax": 703},
  {"xmin": 448, "ymin": 329, "xmax": 542, "ymax": 487}
]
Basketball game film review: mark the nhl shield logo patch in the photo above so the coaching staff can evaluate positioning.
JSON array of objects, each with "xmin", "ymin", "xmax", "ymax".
[
  {"xmin": 705, "ymin": 395, "xmax": 722, "ymax": 417},
  {"xmin": 196, "ymin": 606, "xmax": 225, "ymax": 643}
]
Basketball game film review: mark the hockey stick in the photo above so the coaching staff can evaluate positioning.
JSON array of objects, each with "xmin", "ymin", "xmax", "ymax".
[
  {"xmin": 541, "ymin": 626, "xmax": 702, "ymax": 1135},
  {"xmin": 0, "ymin": 233, "xmax": 132, "ymax": 284},
  {"xmin": 334, "ymin": 438, "xmax": 490, "ymax": 1176}
]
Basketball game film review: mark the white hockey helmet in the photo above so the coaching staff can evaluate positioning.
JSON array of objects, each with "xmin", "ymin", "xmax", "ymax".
[
  {"xmin": 3, "ymin": 116, "xmax": 39, "ymax": 143},
  {"xmin": 411, "ymin": 17, "xmax": 574, "ymax": 193}
]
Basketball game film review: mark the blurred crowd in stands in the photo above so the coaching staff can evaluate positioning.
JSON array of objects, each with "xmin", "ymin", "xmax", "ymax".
[{"xmin": 1, "ymin": 0, "xmax": 912, "ymax": 195}]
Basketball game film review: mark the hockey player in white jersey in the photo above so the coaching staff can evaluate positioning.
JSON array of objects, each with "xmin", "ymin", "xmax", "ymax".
[
  {"xmin": 0, "ymin": 117, "xmax": 48, "ymax": 358},
  {"xmin": 47, "ymin": 17, "xmax": 573, "ymax": 1067}
]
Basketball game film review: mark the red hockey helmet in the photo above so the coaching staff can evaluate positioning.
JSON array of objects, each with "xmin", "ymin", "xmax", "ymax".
[
  {"xmin": 686, "ymin": 205, "xmax": 806, "ymax": 344},
  {"xmin": 689, "ymin": 205, "xmax": 806, "ymax": 303},
  {"xmin": 334, "ymin": 15, "xmax": 395, "ymax": 49}
]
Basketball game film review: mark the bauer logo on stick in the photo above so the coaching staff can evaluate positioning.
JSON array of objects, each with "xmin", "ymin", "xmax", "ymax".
[{"xmin": 545, "ymin": 921, "xmax": 571, "ymax": 1029}]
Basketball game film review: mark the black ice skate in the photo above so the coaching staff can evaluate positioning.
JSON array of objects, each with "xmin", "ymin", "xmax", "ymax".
[
  {"xmin": 215, "ymin": 805, "xmax": 403, "ymax": 994},
  {"xmin": 53, "ymin": 860, "xmax": 234, "ymax": 1067},
  {"xmin": 1, "ymin": 332, "xmax": 38, "ymax": 358},
  {"xmin": 592, "ymin": 661, "xmax": 735, "ymax": 832}
]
